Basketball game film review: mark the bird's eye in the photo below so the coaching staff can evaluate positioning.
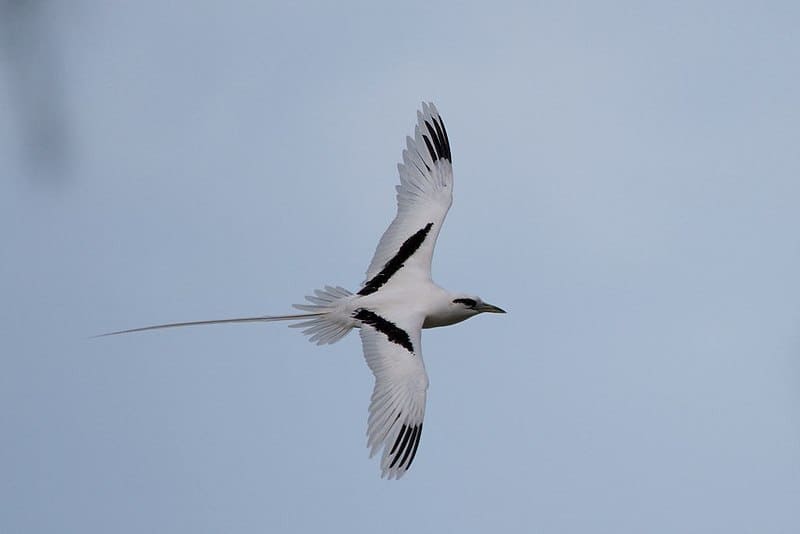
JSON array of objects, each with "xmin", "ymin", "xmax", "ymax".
[{"xmin": 453, "ymin": 298, "xmax": 477, "ymax": 308}]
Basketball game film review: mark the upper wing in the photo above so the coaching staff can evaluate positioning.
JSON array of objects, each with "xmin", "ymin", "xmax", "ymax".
[
  {"xmin": 360, "ymin": 102, "xmax": 453, "ymax": 294},
  {"xmin": 358, "ymin": 311, "xmax": 428, "ymax": 479}
]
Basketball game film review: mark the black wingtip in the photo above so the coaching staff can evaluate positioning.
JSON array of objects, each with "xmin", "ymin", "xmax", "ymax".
[
  {"xmin": 422, "ymin": 133, "xmax": 438, "ymax": 163},
  {"xmin": 421, "ymin": 111, "xmax": 451, "ymax": 164}
]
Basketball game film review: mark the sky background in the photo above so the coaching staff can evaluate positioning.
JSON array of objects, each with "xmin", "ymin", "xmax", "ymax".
[{"xmin": 2, "ymin": 1, "xmax": 800, "ymax": 532}]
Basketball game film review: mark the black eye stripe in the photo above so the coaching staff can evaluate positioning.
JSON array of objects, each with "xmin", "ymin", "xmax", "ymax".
[{"xmin": 453, "ymin": 298, "xmax": 477, "ymax": 307}]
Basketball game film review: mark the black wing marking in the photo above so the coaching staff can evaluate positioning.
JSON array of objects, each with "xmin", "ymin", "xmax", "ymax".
[
  {"xmin": 422, "ymin": 134, "xmax": 438, "ymax": 163},
  {"xmin": 422, "ymin": 113, "xmax": 451, "ymax": 163},
  {"xmin": 353, "ymin": 309, "xmax": 414, "ymax": 354},
  {"xmin": 388, "ymin": 423, "xmax": 423, "ymax": 470},
  {"xmin": 358, "ymin": 222, "xmax": 434, "ymax": 296}
]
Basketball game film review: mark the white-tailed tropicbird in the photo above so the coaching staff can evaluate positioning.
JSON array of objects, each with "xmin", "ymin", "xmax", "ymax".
[{"xmin": 101, "ymin": 102, "xmax": 506, "ymax": 479}]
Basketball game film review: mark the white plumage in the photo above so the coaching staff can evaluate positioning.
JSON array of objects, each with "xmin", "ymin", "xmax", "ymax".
[
  {"xmin": 365, "ymin": 104, "xmax": 453, "ymax": 283},
  {"xmin": 101, "ymin": 102, "xmax": 505, "ymax": 479}
]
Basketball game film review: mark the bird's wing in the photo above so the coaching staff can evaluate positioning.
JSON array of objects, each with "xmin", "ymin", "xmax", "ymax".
[
  {"xmin": 358, "ymin": 310, "xmax": 428, "ymax": 479},
  {"xmin": 360, "ymin": 102, "xmax": 453, "ymax": 295}
]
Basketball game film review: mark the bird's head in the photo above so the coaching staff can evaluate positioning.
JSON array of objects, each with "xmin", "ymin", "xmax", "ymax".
[
  {"xmin": 450, "ymin": 295, "xmax": 506, "ymax": 318},
  {"xmin": 423, "ymin": 294, "xmax": 506, "ymax": 328}
]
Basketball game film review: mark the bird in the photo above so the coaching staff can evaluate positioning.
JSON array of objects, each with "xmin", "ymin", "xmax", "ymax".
[{"xmin": 100, "ymin": 102, "xmax": 506, "ymax": 479}]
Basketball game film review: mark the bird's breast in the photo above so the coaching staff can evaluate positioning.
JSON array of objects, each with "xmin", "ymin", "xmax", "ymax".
[{"xmin": 422, "ymin": 310, "xmax": 470, "ymax": 329}]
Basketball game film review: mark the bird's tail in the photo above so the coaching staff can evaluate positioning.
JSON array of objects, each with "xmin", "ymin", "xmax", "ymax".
[
  {"xmin": 95, "ymin": 312, "xmax": 326, "ymax": 337},
  {"xmin": 290, "ymin": 285, "xmax": 355, "ymax": 345},
  {"xmin": 96, "ymin": 285, "xmax": 356, "ymax": 343}
]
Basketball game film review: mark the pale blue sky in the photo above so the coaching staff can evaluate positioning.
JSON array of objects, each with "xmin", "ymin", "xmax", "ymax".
[{"xmin": 2, "ymin": 1, "xmax": 800, "ymax": 533}]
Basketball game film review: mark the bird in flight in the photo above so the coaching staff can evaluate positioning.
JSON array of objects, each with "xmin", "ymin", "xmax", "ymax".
[{"xmin": 101, "ymin": 102, "xmax": 506, "ymax": 479}]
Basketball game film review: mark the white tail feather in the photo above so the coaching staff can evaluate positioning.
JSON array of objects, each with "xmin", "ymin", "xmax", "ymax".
[
  {"xmin": 95, "ymin": 313, "xmax": 323, "ymax": 337},
  {"xmin": 97, "ymin": 285, "xmax": 356, "ymax": 344},
  {"xmin": 291, "ymin": 285, "xmax": 355, "ymax": 345}
]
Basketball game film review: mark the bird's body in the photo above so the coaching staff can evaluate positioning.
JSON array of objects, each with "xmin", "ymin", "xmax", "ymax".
[{"xmin": 101, "ymin": 103, "xmax": 505, "ymax": 479}]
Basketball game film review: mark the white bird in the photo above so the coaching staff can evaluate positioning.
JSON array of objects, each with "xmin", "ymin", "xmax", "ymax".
[{"xmin": 101, "ymin": 102, "xmax": 506, "ymax": 479}]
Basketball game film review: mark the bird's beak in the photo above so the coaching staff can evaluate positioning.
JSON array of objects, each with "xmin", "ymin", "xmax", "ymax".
[{"xmin": 476, "ymin": 302, "xmax": 506, "ymax": 314}]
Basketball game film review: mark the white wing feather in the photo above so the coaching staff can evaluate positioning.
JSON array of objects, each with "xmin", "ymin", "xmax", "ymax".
[
  {"xmin": 359, "ymin": 314, "xmax": 428, "ymax": 479},
  {"xmin": 363, "ymin": 102, "xmax": 454, "ymax": 286}
]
